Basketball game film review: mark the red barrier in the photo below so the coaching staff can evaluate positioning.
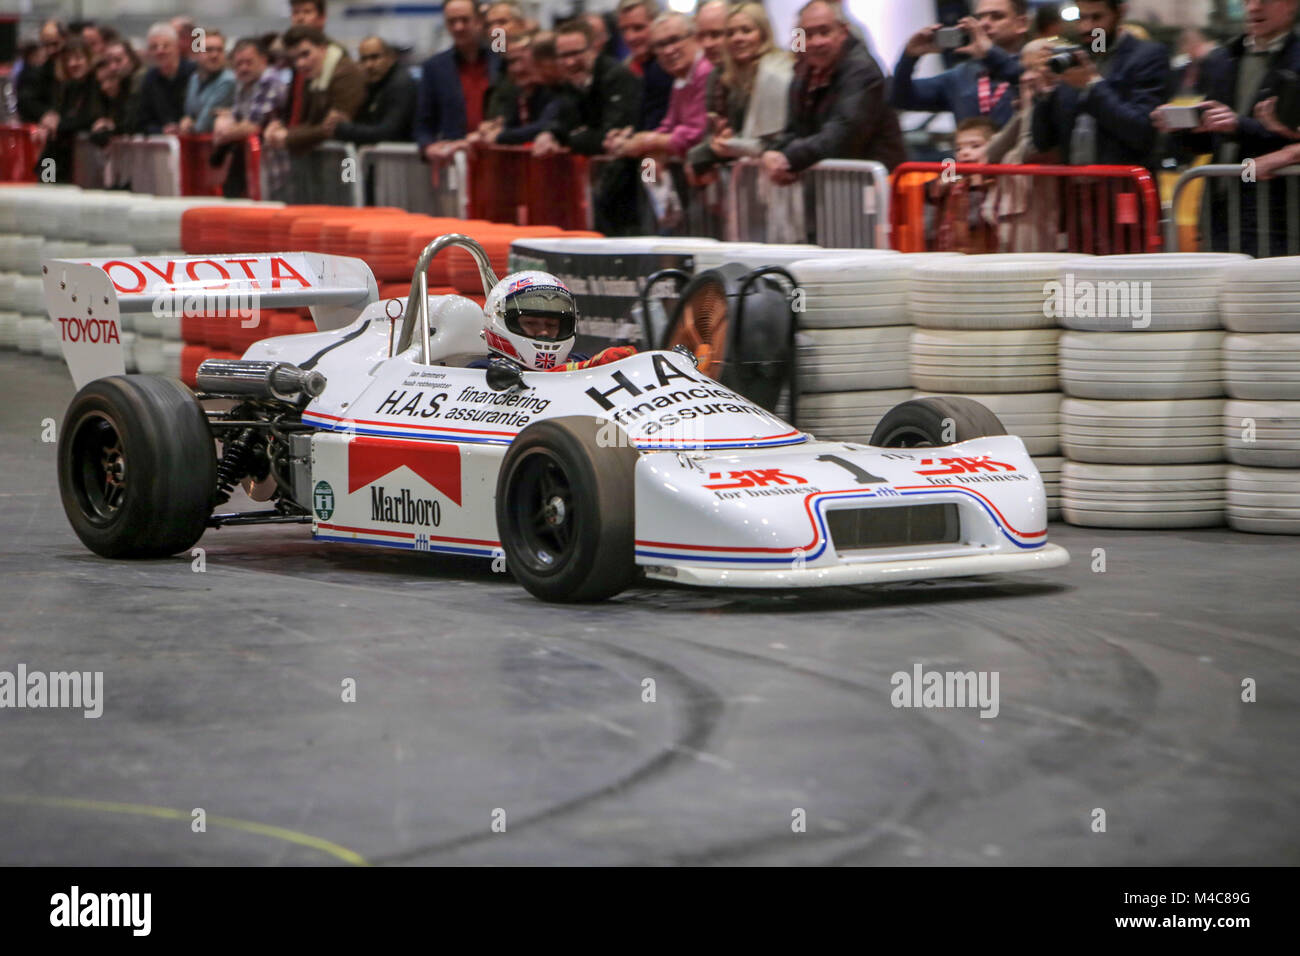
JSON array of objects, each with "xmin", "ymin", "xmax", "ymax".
[
  {"xmin": 0, "ymin": 123, "xmax": 43, "ymax": 182},
  {"xmin": 890, "ymin": 162, "xmax": 1162, "ymax": 255},
  {"xmin": 244, "ymin": 134, "xmax": 263, "ymax": 202},
  {"xmin": 178, "ymin": 133, "xmax": 225, "ymax": 196},
  {"xmin": 467, "ymin": 144, "xmax": 590, "ymax": 230}
]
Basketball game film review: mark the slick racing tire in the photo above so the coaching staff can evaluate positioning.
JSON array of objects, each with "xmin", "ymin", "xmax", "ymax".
[
  {"xmin": 58, "ymin": 375, "xmax": 217, "ymax": 558},
  {"xmin": 496, "ymin": 416, "xmax": 639, "ymax": 603},
  {"xmin": 870, "ymin": 396, "xmax": 1007, "ymax": 448}
]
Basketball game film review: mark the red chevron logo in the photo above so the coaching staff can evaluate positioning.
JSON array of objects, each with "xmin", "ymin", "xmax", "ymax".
[{"xmin": 347, "ymin": 436, "xmax": 462, "ymax": 505}]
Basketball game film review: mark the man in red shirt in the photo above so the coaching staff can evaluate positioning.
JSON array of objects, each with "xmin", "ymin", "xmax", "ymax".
[
  {"xmin": 414, "ymin": 0, "xmax": 503, "ymax": 163},
  {"xmin": 616, "ymin": 0, "xmax": 673, "ymax": 130}
]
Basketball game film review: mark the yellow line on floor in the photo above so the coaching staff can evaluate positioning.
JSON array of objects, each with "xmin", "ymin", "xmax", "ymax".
[{"xmin": 0, "ymin": 794, "xmax": 370, "ymax": 866}]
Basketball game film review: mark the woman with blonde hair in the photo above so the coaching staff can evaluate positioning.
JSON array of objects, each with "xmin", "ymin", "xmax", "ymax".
[{"xmin": 687, "ymin": 2, "xmax": 793, "ymax": 178}]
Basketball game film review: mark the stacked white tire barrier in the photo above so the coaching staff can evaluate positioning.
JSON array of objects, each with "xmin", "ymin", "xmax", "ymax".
[
  {"xmin": 1061, "ymin": 463, "xmax": 1229, "ymax": 529},
  {"xmin": 1061, "ymin": 398, "xmax": 1224, "ymax": 464},
  {"xmin": 789, "ymin": 252, "xmax": 954, "ymax": 442},
  {"xmin": 0, "ymin": 186, "xmax": 278, "ymax": 380},
  {"xmin": 907, "ymin": 255, "xmax": 1069, "ymax": 398},
  {"xmin": 908, "ymin": 254, "xmax": 1070, "ymax": 506},
  {"xmin": 1219, "ymin": 258, "xmax": 1300, "ymax": 534},
  {"xmin": 1057, "ymin": 253, "xmax": 1248, "ymax": 529}
]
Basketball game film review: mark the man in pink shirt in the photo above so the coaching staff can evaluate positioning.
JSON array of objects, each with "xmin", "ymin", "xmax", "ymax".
[
  {"xmin": 608, "ymin": 10, "xmax": 712, "ymax": 229},
  {"xmin": 610, "ymin": 10, "xmax": 712, "ymax": 160}
]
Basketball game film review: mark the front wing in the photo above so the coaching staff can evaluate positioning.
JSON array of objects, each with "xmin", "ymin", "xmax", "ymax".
[{"xmin": 633, "ymin": 435, "xmax": 1070, "ymax": 587}]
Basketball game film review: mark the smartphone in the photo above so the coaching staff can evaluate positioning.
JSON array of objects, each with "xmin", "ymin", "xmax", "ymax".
[
  {"xmin": 1159, "ymin": 104, "xmax": 1205, "ymax": 130},
  {"xmin": 935, "ymin": 26, "xmax": 969, "ymax": 50}
]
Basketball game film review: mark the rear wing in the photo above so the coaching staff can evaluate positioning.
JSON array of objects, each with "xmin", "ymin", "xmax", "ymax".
[{"xmin": 42, "ymin": 252, "xmax": 378, "ymax": 390}]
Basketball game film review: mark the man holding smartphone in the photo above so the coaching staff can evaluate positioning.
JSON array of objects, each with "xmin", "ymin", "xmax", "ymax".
[
  {"xmin": 891, "ymin": 0, "xmax": 1030, "ymax": 128},
  {"xmin": 1153, "ymin": 0, "xmax": 1300, "ymax": 254}
]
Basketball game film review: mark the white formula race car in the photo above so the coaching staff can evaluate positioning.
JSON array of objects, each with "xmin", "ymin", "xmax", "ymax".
[{"xmin": 44, "ymin": 235, "xmax": 1068, "ymax": 602}]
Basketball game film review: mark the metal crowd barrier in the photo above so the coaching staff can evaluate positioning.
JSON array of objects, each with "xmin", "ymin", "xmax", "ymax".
[
  {"xmin": 890, "ymin": 161, "xmax": 1162, "ymax": 254},
  {"xmin": 73, "ymin": 133, "xmax": 109, "ymax": 189},
  {"xmin": 808, "ymin": 159, "xmax": 892, "ymax": 249},
  {"xmin": 67, "ymin": 132, "xmax": 258, "ymax": 198},
  {"xmin": 0, "ymin": 123, "xmax": 42, "ymax": 182},
  {"xmin": 280, "ymin": 140, "xmax": 362, "ymax": 206},
  {"xmin": 1166, "ymin": 162, "xmax": 1300, "ymax": 257},
  {"xmin": 726, "ymin": 158, "xmax": 890, "ymax": 247},
  {"xmin": 574, "ymin": 156, "xmax": 753, "ymax": 240},
  {"xmin": 359, "ymin": 142, "xmax": 467, "ymax": 217},
  {"xmin": 105, "ymin": 135, "xmax": 182, "ymax": 195}
]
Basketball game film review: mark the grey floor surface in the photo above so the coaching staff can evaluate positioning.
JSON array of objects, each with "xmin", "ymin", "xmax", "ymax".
[{"xmin": 1, "ymin": 352, "xmax": 1296, "ymax": 865}]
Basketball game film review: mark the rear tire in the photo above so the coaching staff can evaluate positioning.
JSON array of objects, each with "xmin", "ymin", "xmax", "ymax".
[
  {"xmin": 495, "ymin": 416, "xmax": 638, "ymax": 602},
  {"xmin": 870, "ymin": 396, "xmax": 1007, "ymax": 447},
  {"xmin": 58, "ymin": 375, "xmax": 217, "ymax": 558}
]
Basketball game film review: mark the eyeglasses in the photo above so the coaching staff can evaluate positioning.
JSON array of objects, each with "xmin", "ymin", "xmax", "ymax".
[
  {"xmin": 557, "ymin": 46, "xmax": 589, "ymax": 59},
  {"xmin": 652, "ymin": 34, "xmax": 689, "ymax": 52}
]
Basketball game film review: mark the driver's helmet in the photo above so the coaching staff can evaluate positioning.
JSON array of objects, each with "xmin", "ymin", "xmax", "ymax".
[{"xmin": 482, "ymin": 270, "xmax": 578, "ymax": 370}]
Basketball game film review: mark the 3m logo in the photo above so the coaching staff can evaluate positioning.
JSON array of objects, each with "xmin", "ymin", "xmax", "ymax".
[
  {"xmin": 916, "ymin": 456, "xmax": 1017, "ymax": 476},
  {"xmin": 57, "ymin": 317, "xmax": 120, "ymax": 344},
  {"xmin": 704, "ymin": 469, "xmax": 807, "ymax": 490}
]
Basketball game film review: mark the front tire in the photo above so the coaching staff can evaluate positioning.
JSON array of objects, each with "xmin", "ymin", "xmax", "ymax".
[
  {"xmin": 495, "ymin": 416, "xmax": 638, "ymax": 602},
  {"xmin": 58, "ymin": 375, "xmax": 217, "ymax": 558},
  {"xmin": 870, "ymin": 396, "xmax": 1007, "ymax": 447}
]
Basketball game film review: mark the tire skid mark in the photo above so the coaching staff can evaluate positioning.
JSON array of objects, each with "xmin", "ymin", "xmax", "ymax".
[{"xmin": 369, "ymin": 636, "xmax": 727, "ymax": 864}]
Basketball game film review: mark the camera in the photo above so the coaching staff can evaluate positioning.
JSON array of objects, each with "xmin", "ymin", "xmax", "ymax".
[
  {"xmin": 1047, "ymin": 45, "xmax": 1085, "ymax": 74},
  {"xmin": 935, "ymin": 26, "xmax": 970, "ymax": 50},
  {"xmin": 1157, "ymin": 104, "xmax": 1207, "ymax": 130}
]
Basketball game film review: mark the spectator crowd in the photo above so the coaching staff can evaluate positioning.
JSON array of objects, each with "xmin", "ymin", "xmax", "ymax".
[{"xmin": 10, "ymin": 0, "xmax": 1300, "ymax": 251}]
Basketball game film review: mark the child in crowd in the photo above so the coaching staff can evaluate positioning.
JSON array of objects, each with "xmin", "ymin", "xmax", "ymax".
[{"xmin": 928, "ymin": 116, "xmax": 998, "ymax": 253}]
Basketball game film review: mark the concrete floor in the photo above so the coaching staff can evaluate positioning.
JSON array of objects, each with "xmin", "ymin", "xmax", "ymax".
[{"xmin": 1, "ymin": 351, "xmax": 1296, "ymax": 866}]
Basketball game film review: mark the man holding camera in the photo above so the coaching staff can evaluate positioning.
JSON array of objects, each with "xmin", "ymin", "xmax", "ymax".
[
  {"xmin": 1030, "ymin": 0, "xmax": 1168, "ymax": 169},
  {"xmin": 1153, "ymin": 0, "xmax": 1300, "ymax": 255},
  {"xmin": 892, "ymin": 0, "xmax": 1030, "ymax": 128}
]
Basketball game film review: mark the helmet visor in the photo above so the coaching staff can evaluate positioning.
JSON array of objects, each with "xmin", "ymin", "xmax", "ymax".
[{"xmin": 502, "ymin": 288, "xmax": 577, "ymax": 342}]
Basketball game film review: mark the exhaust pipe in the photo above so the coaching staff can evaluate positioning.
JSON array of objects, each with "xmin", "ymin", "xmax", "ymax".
[{"xmin": 196, "ymin": 359, "xmax": 327, "ymax": 401}]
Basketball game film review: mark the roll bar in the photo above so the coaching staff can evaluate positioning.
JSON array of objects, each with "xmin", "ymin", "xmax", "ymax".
[{"xmin": 394, "ymin": 234, "xmax": 500, "ymax": 361}]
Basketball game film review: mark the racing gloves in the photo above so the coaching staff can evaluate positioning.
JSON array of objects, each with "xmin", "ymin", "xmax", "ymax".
[{"xmin": 555, "ymin": 346, "xmax": 637, "ymax": 371}]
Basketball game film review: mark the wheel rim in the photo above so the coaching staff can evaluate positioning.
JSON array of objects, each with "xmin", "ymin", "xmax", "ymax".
[
  {"xmin": 507, "ymin": 449, "xmax": 578, "ymax": 575},
  {"xmin": 878, "ymin": 425, "xmax": 937, "ymax": 449},
  {"xmin": 68, "ymin": 411, "xmax": 128, "ymax": 525}
]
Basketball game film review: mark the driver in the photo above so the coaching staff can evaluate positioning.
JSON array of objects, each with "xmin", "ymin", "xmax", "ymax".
[{"xmin": 477, "ymin": 270, "xmax": 635, "ymax": 371}]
